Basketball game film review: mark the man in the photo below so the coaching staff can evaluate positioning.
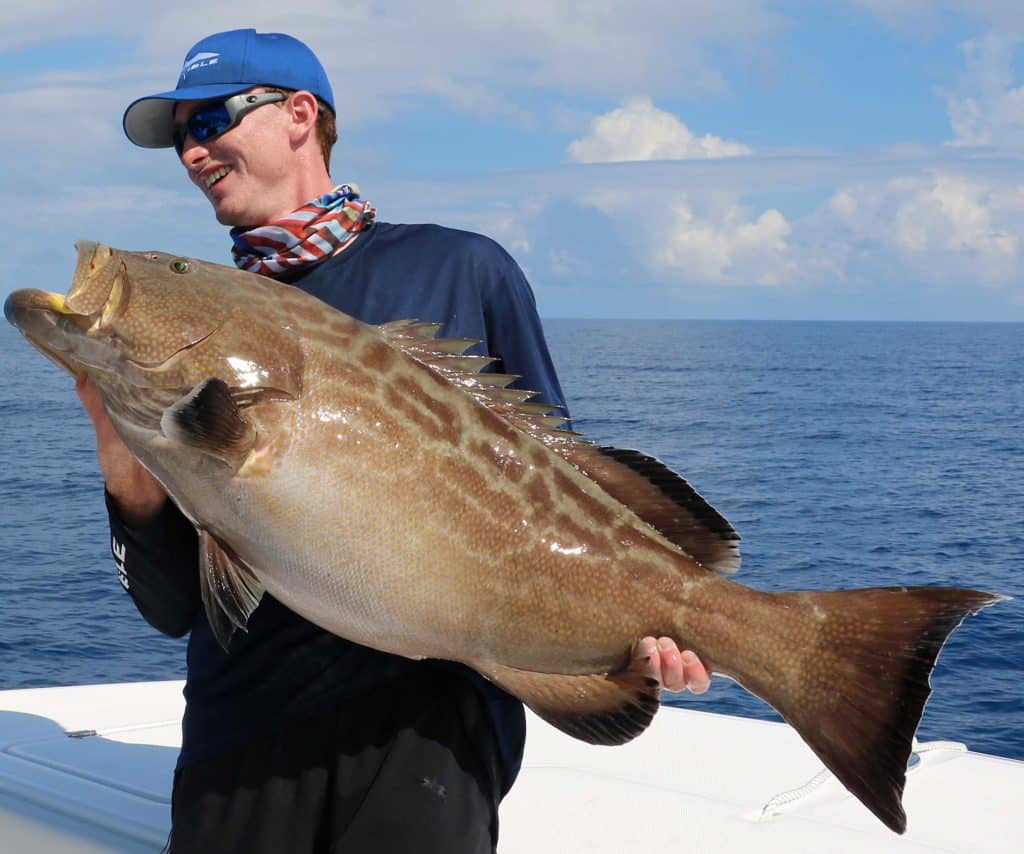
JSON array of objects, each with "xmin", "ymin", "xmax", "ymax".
[{"xmin": 79, "ymin": 28, "xmax": 711, "ymax": 853}]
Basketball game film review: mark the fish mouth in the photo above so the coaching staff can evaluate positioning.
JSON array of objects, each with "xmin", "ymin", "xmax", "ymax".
[
  {"xmin": 4, "ymin": 288, "xmax": 99, "ymax": 375},
  {"xmin": 6, "ymin": 286, "xmax": 210, "ymax": 432},
  {"xmin": 5, "ymin": 240, "xmax": 129, "ymax": 375},
  {"xmin": 4, "ymin": 289, "xmax": 73, "ymax": 321}
]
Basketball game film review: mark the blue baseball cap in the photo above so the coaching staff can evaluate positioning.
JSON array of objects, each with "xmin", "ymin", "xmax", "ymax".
[{"xmin": 123, "ymin": 29, "xmax": 335, "ymax": 148}]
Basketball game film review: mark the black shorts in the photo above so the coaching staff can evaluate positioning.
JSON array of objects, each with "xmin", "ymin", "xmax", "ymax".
[{"xmin": 167, "ymin": 667, "xmax": 504, "ymax": 854}]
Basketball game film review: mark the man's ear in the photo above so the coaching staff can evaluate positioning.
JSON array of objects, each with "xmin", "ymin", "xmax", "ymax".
[{"xmin": 287, "ymin": 90, "xmax": 319, "ymax": 143}]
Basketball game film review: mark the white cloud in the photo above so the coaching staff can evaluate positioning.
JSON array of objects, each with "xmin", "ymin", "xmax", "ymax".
[
  {"xmin": 822, "ymin": 172, "xmax": 1024, "ymax": 282},
  {"xmin": 0, "ymin": 1, "xmax": 132, "ymax": 51},
  {"xmin": 378, "ymin": 150, "xmax": 1024, "ymax": 301},
  {"xmin": 560, "ymin": 185, "xmax": 802, "ymax": 286},
  {"xmin": 850, "ymin": 1, "xmax": 1024, "ymax": 33},
  {"xmin": 0, "ymin": 86, "xmax": 123, "ymax": 152},
  {"xmin": 847, "ymin": 10, "xmax": 1024, "ymax": 150},
  {"xmin": 4, "ymin": 2, "xmax": 786, "ymax": 116},
  {"xmin": 945, "ymin": 35, "xmax": 1024, "ymax": 148},
  {"xmin": 440, "ymin": 158, "xmax": 1024, "ymax": 296},
  {"xmin": 567, "ymin": 97, "xmax": 752, "ymax": 163},
  {"xmin": 652, "ymin": 195, "xmax": 794, "ymax": 284}
]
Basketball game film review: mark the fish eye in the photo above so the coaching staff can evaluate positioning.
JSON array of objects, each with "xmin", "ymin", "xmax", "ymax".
[{"xmin": 170, "ymin": 259, "xmax": 191, "ymax": 274}]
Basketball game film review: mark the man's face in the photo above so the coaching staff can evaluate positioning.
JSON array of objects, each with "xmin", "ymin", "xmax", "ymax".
[{"xmin": 173, "ymin": 89, "xmax": 297, "ymax": 227}]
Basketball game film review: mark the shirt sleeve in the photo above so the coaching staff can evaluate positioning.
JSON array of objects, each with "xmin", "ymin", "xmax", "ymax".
[
  {"xmin": 106, "ymin": 490, "xmax": 201, "ymax": 638},
  {"xmin": 477, "ymin": 247, "xmax": 570, "ymax": 419}
]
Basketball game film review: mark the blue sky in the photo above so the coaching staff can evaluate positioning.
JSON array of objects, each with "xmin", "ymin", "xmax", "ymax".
[{"xmin": 2, "ymin": 1, "xmax": 1024, "ymax": 319}]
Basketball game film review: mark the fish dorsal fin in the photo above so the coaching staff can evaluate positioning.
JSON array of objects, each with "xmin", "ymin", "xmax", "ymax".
[
  {"xmin": 198, "ymin": 530, "xmax": 265, "ymax": 651},
  {"xmin": 375, "ymin": 318, "xmax": 444, "ymax": 339},
  {"xmin": 479, "ymin": 662, "xmax": 661, "ymax": 746},
  {"xmin": 467, "ymin": 375, "xmax": 740, "ymax": 572},
  {"xmin": 556, "ymin": 445, "xmax": 741, "ymax": 574},
  {"xmin": 376, "ymin": 320, "xmax": 738, "ymax": 570},
  {"xmin": 161, "ymin": 378, "xmax": 257, "ymax": 470},
  {"xmin": 376, "ymin": 319, "xmax": 574, "ymax": 435}
]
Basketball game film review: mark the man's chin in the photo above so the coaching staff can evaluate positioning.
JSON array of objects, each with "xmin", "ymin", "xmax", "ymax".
[{"xmin": 212, "ymin": 204, "xmax": 248, "ymax": 228}]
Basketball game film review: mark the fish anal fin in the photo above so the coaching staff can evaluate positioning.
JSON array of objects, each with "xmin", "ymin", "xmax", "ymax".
[
  {"xmin": 198, "ymin": 530, "xmax": 265, "ymax": 651},
  {"xmin": 557, "ymin": 444, "xmax": 741, "ymax": 575},
  {"xmin": 479, "ymin": 663, "xmax": 661, "ymax": 746},
  {"xmin": 161, "ymin": 378, "xmax": 257, "ymax": 469}
]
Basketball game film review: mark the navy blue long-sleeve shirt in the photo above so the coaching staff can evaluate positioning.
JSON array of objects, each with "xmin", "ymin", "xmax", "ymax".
[{"xmin": 106, "ymin": 223, "xmax": 568, "ymax": 790}]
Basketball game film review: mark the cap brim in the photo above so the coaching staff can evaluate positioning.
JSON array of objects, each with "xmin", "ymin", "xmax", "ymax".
[{"xmin": 123, "ymin": 83, "xmax": 254, "ymax": 148}]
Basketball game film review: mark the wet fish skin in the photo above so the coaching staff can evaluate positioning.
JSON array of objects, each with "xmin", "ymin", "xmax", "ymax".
[{"xmin": 5, "ymin": 242, "xmax": 1005, "ymax": 835}]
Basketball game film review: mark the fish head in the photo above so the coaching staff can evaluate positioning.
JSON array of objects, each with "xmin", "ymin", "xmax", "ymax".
[{"xmin": 5, "ymin": 241, "xmax": 304, "ymax": 420}]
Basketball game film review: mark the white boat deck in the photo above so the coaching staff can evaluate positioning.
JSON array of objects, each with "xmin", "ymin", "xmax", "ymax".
[{"xmin": 0, "ymin": 680, "xmax": 1020, "ymax": 852}]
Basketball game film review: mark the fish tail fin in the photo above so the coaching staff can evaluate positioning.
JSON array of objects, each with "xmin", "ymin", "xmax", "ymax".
[{"xmin": 726, "ymin": 586, "xmax": 1004, "ymax": 834}]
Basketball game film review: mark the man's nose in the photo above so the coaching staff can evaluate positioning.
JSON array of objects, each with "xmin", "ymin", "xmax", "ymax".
[{"xmin": 179, "ymin": 135, "xmax": 208, "ymax": 168}]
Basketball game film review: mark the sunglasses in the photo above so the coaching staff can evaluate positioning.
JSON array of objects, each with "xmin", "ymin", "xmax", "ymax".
[{"xmin": 173, "ymin": 91, "xmax": 287, "ymax": 156}]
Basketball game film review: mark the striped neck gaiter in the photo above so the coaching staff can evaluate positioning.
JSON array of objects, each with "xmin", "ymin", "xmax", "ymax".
[{"xmin": 230, "ymin": 183, "xmax": 376, "ymax": 276}]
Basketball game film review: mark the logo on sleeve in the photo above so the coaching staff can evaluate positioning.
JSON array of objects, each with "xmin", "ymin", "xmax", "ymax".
[
  {"xmin": 112, "ymin": 535, "xmax": 129, "ymax": 591},
  {"xmin": 181, "ymin": 52, "xmax": 220, "ymax": 80}
]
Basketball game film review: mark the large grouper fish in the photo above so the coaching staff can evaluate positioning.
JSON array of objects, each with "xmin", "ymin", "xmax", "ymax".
[{"xmin": 5, "ymin": 241, "xmax": 1004, "ymax": 833}]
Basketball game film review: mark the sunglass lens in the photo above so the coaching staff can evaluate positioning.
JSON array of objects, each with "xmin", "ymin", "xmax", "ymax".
[
  {"xmin": 190, "ymin": 103, "xmax": 231, "ymax": 142},
  {"xmin": 174, "ymin": 102, "xmax": 232, "ymax": 156}
]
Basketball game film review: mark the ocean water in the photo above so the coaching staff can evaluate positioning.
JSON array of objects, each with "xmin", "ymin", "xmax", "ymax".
[{"xmin": 0, "ymin": 319, "xmax": 1021, "ymax": 759}]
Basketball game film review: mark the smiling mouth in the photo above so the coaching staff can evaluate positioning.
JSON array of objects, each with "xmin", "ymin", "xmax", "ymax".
[{"xmin": 205, "ymin": 166, "xmax": 232, "ymax": 189}]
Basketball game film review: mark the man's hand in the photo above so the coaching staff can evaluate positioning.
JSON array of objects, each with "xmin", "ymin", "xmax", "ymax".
[
  {"xmin": 631, "ymin": 636, "xmax": 710, "ymax": 694},
  {"xmin": 75, "ymin": 374, "xmax": 167, "ymax": 525}
]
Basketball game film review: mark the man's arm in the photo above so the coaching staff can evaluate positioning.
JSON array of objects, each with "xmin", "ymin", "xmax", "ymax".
[
  {"xmin": 77, "ymin": 375, "xmax": 201, "ymax": 637},
  {"xmin": 478, "ymin": 249, "xmax": 711, "ymax": 696}
]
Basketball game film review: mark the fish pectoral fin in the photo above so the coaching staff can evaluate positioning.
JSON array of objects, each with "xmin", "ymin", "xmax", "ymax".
[
  {"xmin": 161, "ymin": 378, "xmax": 256, "ymax": 469},
  {"xmin": 479, "ymin": 663, "xmax": 660, "ymax": 746},
  {"xmin": 198, "ymin": 530, "xmax": 265, "ymax": 651}
]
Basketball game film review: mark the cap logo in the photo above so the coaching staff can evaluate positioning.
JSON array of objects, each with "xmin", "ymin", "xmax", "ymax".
[{"xmin": 180, "ymin": 51, "xmax": 220, "ymax": 80}]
